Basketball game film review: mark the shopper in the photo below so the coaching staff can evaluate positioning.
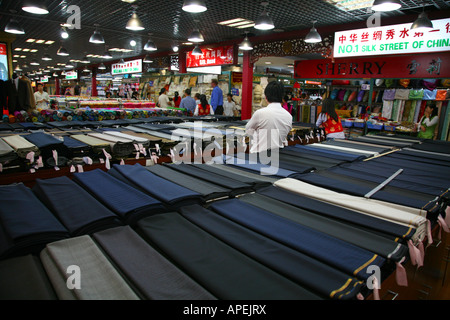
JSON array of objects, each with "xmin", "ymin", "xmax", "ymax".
[
  {"xmin": 223, "ymin": 94, "xmax": 238, "ymax": 117},
  {"xmin": 105, "ymin": 92, "xmax": 112, "ymax": 99},
  {"xmin": 74, "ymin": 82, "xmax": 81, "ymax": 96},
  {"xmin": 245, "ymin": 81, "xmax": 293, "ymax": 153},
  {"xmin": 194, "ymin": 94, "xmax": 214, "ymax": 116},
  {"xmin": 194, "ymin": 93, "xmax": 201, "ymax": 105},
  {"xmin": 34, "ymin": 83, "xmax": 50, "ymax": 110},
  {"xmin": 316, "ymin": 98, "xmax": 346, "ymax": 140},
  {"xmin": 112, "ymin": 90, "xmax": 120, "ymax": 98},
  {"xmin": 417, "ymin": 104, "xmax": 439, "ymax": 140},
  {"xmin": 158, "ymin": 88, "xmax": 172, "ymax": 108},
  {"xmin": 131, "ymin": 90, "xmax": 139, "ymax": 100},
  {"xmin": 210, "ymin": 79, "xmax": 224, "ymax": 115},
  {"xmin": 179, "ymin": 89, "xmax": 197, "ymax": 115},
  {"xmin": 173, "ymin": 91, "xmax": 181, "ymax": 108}
]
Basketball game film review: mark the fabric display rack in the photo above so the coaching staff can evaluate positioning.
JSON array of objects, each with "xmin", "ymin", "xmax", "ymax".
[{"xmin": 0, "ymin": 115, "xmax": 449, "ymax": 300}]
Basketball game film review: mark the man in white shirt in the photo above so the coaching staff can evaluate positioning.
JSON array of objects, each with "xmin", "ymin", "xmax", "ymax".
[
  {"xmin": 158, "ymin": 88, "xmax": 172, "ymax": 108},
  {"xmin": 34, "ymin": 83, "xmax": 50, "ymax": 110},
  {"xmin": 245, "ymin": 81, "xmax": 293, "ymax": 154}
]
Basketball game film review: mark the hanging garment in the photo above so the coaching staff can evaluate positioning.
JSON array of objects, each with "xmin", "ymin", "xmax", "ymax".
[
  {"xmin": 409, "ymin": 89, "xmax": 424, "ymax": 100},
  {"xmin": 40, "ymin": 236, "xmax": 140, "ymax": 300},
  {"xmin": 0, "ymin": 184, "xmax": 69, "ymax": 260},
  {"xmin": 32, "ymin": 176, "xmax": 123, "ymax": 236},
  {"xmin": 382, "ymin": 89, "xmax": 396, "ymax": 101},
  {"xmin": 413, "ymin": 100, "xmax": 423, "ymax": 124},
  {"xmin": 436, "ymin": 90, "xmax": 447, "ymax": 101},
  {"xmin": 402, "ymin": 100, "xmax": 413, "ymax": 122},
  {"xmin": 209, "ymin": 199, "xmax": 386, "ymax": 280},
  {"xmin": 136, "ymin": 212, "xmax": 322, "ymax": 300},
  {"xmin": 394, "ymin": 89, "xmax": 411, "ymax": 100},
  {"xmin": 179, "ymin": 204, "xmax": 364, "ymax": 300},
  {"xmin": 93, "ymin": 226, "xmax": 216, "ymax": 300},
  {"xmin": 73, "ymin": 169, "xmax": 167, "ymax": 226},
  {"xmin": 423, "ymin": 89, "xmax": 437, "ymax": 101},
  {"xmin": 0, "ymin": 255, "xmax": 57, "ymax": 300},
  {"xmin": 110, "ymin": 164, "xmax": 203, "ymax": 209},
  {"xmin": 382, "ymin": 100, "xmax": 394, "ymax": 119}
]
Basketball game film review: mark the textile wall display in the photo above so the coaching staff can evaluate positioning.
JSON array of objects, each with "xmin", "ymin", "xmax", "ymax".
[
  {"xmin": 32, "ymin": 176, "xmax": 123, "ymax": 236},
  {"xmin": 136, "ymin": 212, "xmax": 323, "ymax": 300},
  {"xmin": 73, "ymin": 169, "xmax": 167, "ymax": 226},
  {"xmin": 40, "ymin": 236, "xmax": 140, "ymax": 300},
  {"xmin": 93, "ymin": 226, "xmax": 216, "ymax": 300},
  {"xmin": 0, "ymin": 184, "xmax": 69, "ymax": 260}
]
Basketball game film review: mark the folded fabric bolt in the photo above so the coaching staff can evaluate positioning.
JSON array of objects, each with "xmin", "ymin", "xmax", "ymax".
[
  {"xmin": 257, "ymin": 186, "xmax": 416, "ymax": 242},
  {"xmin": 164, "ymin": 163, "xmax": 254, "ymax": 196},
  {"xmin": 179, "ymin": 205, "xmax": 364, "ymax": 300},
  {"xmin": 239, "ymin": 193, "xmax": 408, "ymax": 262},
  {"xmin": 205, "ymin": 164, "xmax": 280, "ymax": 184},
  {"xmin": 273, "ymin": 179, "xmax": 428, "ymax": 244},
  {"xmin": 93, "ymin": 226, "xmax": 216, "ymax": 300},
  {"xmin": 73, "ymin": 169, "xmax": 166, "ymax": 226},
  {"xmin": 209, "ymin": 199, "xmax": 386, "ymax": 280},
  {"xmin": 0, "ymin": 183, "xmax": 69, "ymax": 260},
  {"xmin": 0, "ymin": 138, "xmax": 18, "ymax": 164},
  {"xmin": 2, "ymin": 135, "xmax": 40, "ymax": 159},
  {"xmin": 32, "ymin": 176, "xmax": 123, "ymax": 236},
  {"xmin": 111, "ymin": 164, "xmax": 203, "ymax": 208},
  {"xmin": 70, "ymin": 134, "xmax": 112, "ymax": 156},
  {"xmin": 289, "ymin": 145, "xmax": 367, "ymax": 162},
  {"xmin": 224, "ymin": 156, "xmax": 299, "ymax": 178},
  {"xmin": 40, "ymin": 236, "xmax": 140, "ymax": 300},
  {"xmin": 62, "ymin": 136, "xmax": 92, "ymax": 158},
  {"xmin": 102, "ymin": 131, "xmax": 150, "ymax": 149},
  {"xmin": 145, "ymin": 164, "xmax": 232, "ymax": 202},
  {"xmin": 87, "ymin": 133, "xmax": 135, "ymax": 159},
  {"xmin": 137, "ymin": 212, "xmax": 322, "ymax": 300},
  {"xmin": 0, "ymin": 254, "xmax": 58, "ymax": 300},
  {"xmin": 135, "ymin": 123, "xmax": 177, "ymax": 132}
]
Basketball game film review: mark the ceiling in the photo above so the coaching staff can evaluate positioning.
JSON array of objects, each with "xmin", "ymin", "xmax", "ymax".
[{"xmin": 1, "ymin": 0, "xmax": 450, "ymax": 73}]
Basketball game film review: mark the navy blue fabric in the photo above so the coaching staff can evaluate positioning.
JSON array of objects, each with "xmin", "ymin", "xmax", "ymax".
[
  {"xmin": 328, "ymin": 166, "xmax": 447, "ymax": 196},
  {"xmin": 291, "ymin": 145, "xmax": 367, "ymax": 162},
  {"xmin": 223, "ymin": 156, "xmax": 299, "ymax": 178},
  {"xmin": 209, "ymin": 199, "xmax": 385, "ymax": 280},
  {"xmin": 233, "ymin": 152, "xmax": 317, "ymax": 174},
  {"xmin": 295, "ymin": 172, "xmax": 436, "ymax": 210},
  {"xmin": 324, "ymin": 140, "xmax": 391, "ymax": 153},
  {"xmin": 179, "ymin": 205, "xmax": 364, "ymax": 300},
  {"xmin": 112, "ymin": 164, "xmax": 203, "ymax": 208},
  {"xmin": 351, "ymin": 136, "xmax": 415, "ymax": 148},
  {"xmin": 384, "ymin": 152, "xmax": 450, "ymax": 168},
  {"xmin": 0, "ymin": 184, "xmax": 69, "ymax": 260},
  {"xmin": 135, "ymin": 123, "xmax": 177, "ymax": 131},
  {"xmin": 258, "ymin": 186, "xmax": 415, "ymax": 241},
  {"xmin": 23, "ymin": 132, "xmax": 64, "ymax": 149},
  {"xmin": 73, "ymin": 169, "xmax": 167, "ymax": 226},
  {"xmin": 401, "ymin": 149, "xmax": 450, "ymax": 163},
  {"xmin": 32, "ymin": 176, "xmax": 122, "ymax": 236},
  {"xmin": 371, "ymin": 157, "xmax": 450, "ymax": 175},
  {"xmin": 137, "ymin": 212, "xmax": 322, "ymax": 300}
]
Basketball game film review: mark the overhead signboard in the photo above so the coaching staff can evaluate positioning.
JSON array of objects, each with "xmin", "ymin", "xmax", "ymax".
[
  {"xmin": 295, "ymin": 52, "xmax": 450, "ymax": 79},
  {"xmin": 186, "ymin": 45, "xmax": 235, "ymax": 68},
  {"xmin": 111, "ymin": 59, "xmax": 142, "ymax": 75},
  {"xmin": 334, "ymin": 18, "xmax": 450, "ymax": 58},
  {"xmin": 0, "ymin": 43, "xmax": 9, "ymax": 81},
  {"xmin": 65, "ymin": 71, "xmax": 78, "ymax": 80}
]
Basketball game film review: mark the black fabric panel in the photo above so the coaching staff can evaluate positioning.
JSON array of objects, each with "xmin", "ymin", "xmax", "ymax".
[
  {"xmin": 136, "ymin": 212, "xmax": 322, "ymax": 300},
  {"xmin": 179, "ymin": 205, "xmax": 363, "ymax": 300}
]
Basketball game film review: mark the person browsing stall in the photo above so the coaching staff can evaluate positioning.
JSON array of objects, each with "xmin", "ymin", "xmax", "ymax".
[
  {"xmin": 179, "ymin": 89, "xmax": 197, "ymax": 115},
  {"xmin": 34, "ymin": 83, "xmax": 50, "ymax": 110},
  {"xmin": 417, "ymin": 104, "xmax": 439, "ymax": 140},
  {"xmin": 245, "ymin": 81, "xmax": 293, "ymax": 153},
  {"xmin": 210, "ymin": 79, "xmax": 224, "ymax": 115},
  {"xmin": 316, "ymin": 98, "xmax": 346, "ymax": 140},
  {"xmin": 194, "ymin": 94, "xmax": 215, "ymax": 116}
]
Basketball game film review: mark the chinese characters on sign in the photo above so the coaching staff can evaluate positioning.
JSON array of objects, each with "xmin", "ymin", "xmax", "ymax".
[
  {"xmin": 334, "ymin": 18, "xmax": 450, "ymax": 57},
  {"xmin": 187, "ymin": 46, "xmax": 235, "ymax": 68},
  {"xmin": 111, "ymin": 59, "xmax": 143, "ymax": 75}
]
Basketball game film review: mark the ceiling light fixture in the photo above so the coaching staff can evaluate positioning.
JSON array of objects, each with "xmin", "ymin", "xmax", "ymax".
[
  {"xmin": 172, "ymin": 45, "xmax": 179, "ymax": 52},
  {"xmin": 98, "ymin": 63, "xmax": 106, "ymax": 70},
  {"xmin": 182, "ymin": 0, "xmax": 207, "ymax": 13},
  {"xmin": 255, "ymin": 2, "xmax": 275, "ymax": 30},
  {"xmin": 42, "ymin": 53, "xmax": 52, "ymax": 61},
  {"xmin": 144, "ymin": 34, "xmax": 158, "ymax": 51},
  {"xmin": 22, "ymin": 0, "xmax": 49, "ymax": 15},
  {"xmin": 411, "ymin": 11, "xmax": 433, "ymax": 31},
  {"xmin": 239, "ymin": 32, "xmax": 253, "ymax": 51},
  {"xmin": 304, "ymin": 21, "xmax": 322, "ymax": 43},
  {"xmin": 188, "ymin": 20, "xmax": 205, "ymax": 43},
  {"xmin": 81, "ymin": 55, "xmax": 90, "ymax": 64},
  {"xmin": 126, "ymin": 6, "xmax": 145, "ymax": 31},
  {"xmin": 61, "ymin": 27, "xmax": 69, "ymax": 39},
  {"xmin": 143, "ymin": 55, "xmax": 153, "ymax": 63},
  {"xmin": 371, "ymin": 0, "xmax": 401, "ymax": 12},
  {"xmin": 57, "ymin": 46, "xmax": 69, "ymax": 56},
  {"xmin": 5, "ymin": 19, "xmax": 25, "ymax": 34},
  {"xmin": 90, "ymin": 25, "xmax": 105, "ymax": 44},
  {"xmin": 192, "ymin": 45, "xmax": 203, "ymax": 56},
  {"xmin": 30, "ymin": 59, "xmax": 40, "ymax": 66}
]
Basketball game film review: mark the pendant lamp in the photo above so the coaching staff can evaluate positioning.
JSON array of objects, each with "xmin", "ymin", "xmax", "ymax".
[
  {"xmin": 372, "ymin": 0, "xmax": 401, "ymax": 12},
  {"xmin": 182, "ymin": 0, "xmax": 207, "ymax": 13},
  {"xmin": 192, "ymin": 45, "xmax": 203, "ymax": 56},
  {"xmin": 5, "ymin": 19, "xmax": 25, "ymax": 34},
  {"xmin": 239, "ymin": 33, "xmax": 253, "ymax": 51},
  {"xmin": 22, "ymin": 0, "xmax": 49, "ymax": 15},
  {"xmin": 90, "ymin": 25, "xmax": 105, "ymax": 44},
  {"xmin": 57, "ymin": 46, "xmax": 69, "ymax": 56},
  {"xmin": 255, "ymin": 2, "xmax": 275, "ymax": 30},
  {"xmin": 42, "ymin": 53, "xmax": 52, "ymax": 61},
  {"xmin": 98, "ymin": 63, "xmax": 106, "ymax": 70},
  {"xmin": 411, "ymin": 12, "xmax": 433, "ymax": 31},
  {"xmin": 143, "ymin": 55, "xmax": 153, "ymax": 63},
  {"xmin": 126, "ymin": 7, "xmax": 145, "ymax": 31},
  {"xmin": 304, "ymin": 21, "xmax": 322, "ymax": 43},
  {"xmin": 144, "ymin": 36, "xmax": 158, "ymax": 51}
]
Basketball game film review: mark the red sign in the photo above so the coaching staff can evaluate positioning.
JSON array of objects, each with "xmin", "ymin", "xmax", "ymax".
[
  {"xmin": 187, "ymin": 46, "xmax": 235, "ymax": 68},
  {"xmin": 0, "ymin": 43, "xmax": 6, "ymax": 56},
  {"xmin": 295, "ymin": 52, "xmax": 450, "ymax": 79}
]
